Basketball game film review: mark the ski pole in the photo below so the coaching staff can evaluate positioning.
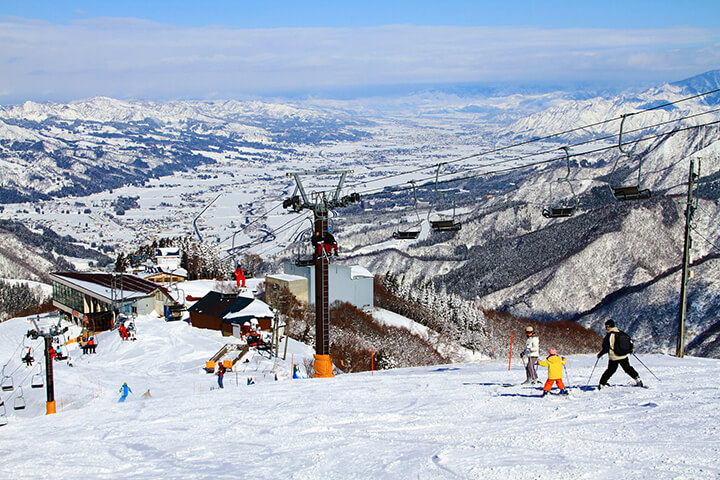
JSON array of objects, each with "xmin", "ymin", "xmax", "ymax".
[
  {"xmin": 563, "ymin": 362, "xmax": 571, "ymax": 386},
  {"xmin": 632, "ymin": 354, "xmax": 661, "ymax": 382},
  {"xmin": 587, "ymin": 357, "xmax": 600, "ymax": 385}
]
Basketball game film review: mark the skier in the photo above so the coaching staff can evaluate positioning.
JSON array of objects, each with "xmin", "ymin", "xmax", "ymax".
[
  {"xmin": 118, "ymin": 382, "xmax": 132, "ymax": 402},
  {"xmin": 216, "ymin": 362, "xmax": 226, "ymax": 389},
  {"xmin": 234, "ymin": 265, "xmax": 246, "ymax": 288},
  {"xmin": 597, "ymin": 320, "xmax": 643, "ymax": 389},
  {"xmin": 88, "ymin": 337, "xmax": 96, "ymax": 354},
  {"xmin": 22, "ymin": 348, "xmax": 34, "ymax": 367},
  {"xmin": 49, "ymin": 346, "xmax": 57, "ymax": 361},
  {"xmin": 520, "ymin": 326, "xmax": 540, "ymax": 384},
  {"xmin": 537, "ymin": 348, "xmax": 568, "ymax": 397}
]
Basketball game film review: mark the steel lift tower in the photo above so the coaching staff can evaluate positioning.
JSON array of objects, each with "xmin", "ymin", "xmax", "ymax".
[{"xmin": 283, "ymin": 170, "xmax": 359, "ymax": 377}]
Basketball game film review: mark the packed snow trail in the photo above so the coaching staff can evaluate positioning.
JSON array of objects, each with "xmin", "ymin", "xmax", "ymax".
[{"xmin": 1, "ymin": 315, "xmax": 719, "ymax": 479}]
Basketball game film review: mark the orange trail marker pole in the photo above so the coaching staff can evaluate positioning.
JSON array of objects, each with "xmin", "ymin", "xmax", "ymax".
[{"xmin": 371, "ymin": 347, "xmax": 374, "ymax": 376}]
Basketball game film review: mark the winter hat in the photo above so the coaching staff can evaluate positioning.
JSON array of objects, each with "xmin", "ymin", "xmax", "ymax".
[
  {"xmin": 549, "ymin": 348, "xmax": 557, "ymax": 355},
  {"xmin": 605, "ymin": 320, "xmax": 615, "ymax": 328},
  {"xmin": 525, "ymin": 326, "xmax": 534, "ymax": 333}
]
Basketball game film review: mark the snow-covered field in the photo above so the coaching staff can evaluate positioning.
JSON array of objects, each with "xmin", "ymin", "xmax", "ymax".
[{"xmin": 1, "ymin": 313, "xmax": 719, "ymax": 480}]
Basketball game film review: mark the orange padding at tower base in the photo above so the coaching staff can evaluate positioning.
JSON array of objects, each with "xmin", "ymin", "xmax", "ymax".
[
  {"xmin": 46, "ymin": 401, "xmax": 56, "ymax": 415},
  {"xmin": 313, "ymin": 354, "xmax": 334, "ymax": 378}
]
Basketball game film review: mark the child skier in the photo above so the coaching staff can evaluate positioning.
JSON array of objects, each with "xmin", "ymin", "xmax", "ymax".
[{"xmin": 537, "ymin": 348, "xmax": 568, "ymax": 397}]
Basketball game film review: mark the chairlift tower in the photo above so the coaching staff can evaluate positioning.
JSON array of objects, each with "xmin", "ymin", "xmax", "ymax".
[
  {"xmin": 283, "ymin": 170, "xmax": 359, "ymax": 377},
  {"xmin": 27, "ymin": 317, "xmax": 68, "ymax": 415},
  {"xmin": 676, "ymin": 158, "xmax": 700, "ymax": 358}
]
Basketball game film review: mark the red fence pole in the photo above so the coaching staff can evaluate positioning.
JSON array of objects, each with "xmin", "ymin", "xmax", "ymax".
[
  {"xmin": 508, "ymin": 333, "xmax": 514, "ymax": 371},
  {"xmin": 371, "ymin": 347, "xmax": 374, "ymax": 376}
]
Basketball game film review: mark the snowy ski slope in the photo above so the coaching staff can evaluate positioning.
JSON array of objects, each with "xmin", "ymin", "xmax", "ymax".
[{"xmin": 0, "ymin": 313, "xmax": 719, "ymax": 479}]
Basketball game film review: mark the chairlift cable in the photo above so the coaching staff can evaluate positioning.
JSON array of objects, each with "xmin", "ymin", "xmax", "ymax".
[
  {"xmin": 354, "ymin": 118, "xmax": 720, "ymax": 199},
  {"xmin": 224, "ymin": 92, "xmax": 720, "ymax": 248},
  {"xmin": 345, "ymin": 88, "xmax": 720, "ymax": 190}
]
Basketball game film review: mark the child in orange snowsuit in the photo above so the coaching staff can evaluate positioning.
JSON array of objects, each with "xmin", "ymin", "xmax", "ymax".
[{"xmin": 537, "ymin": 348, "xmax": 568, "ymax": 396}]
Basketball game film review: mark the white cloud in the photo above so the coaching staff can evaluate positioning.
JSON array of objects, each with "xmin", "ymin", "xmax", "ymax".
[{"xmin": 0, "ymin": 16, "xmax": 718, "ymax": 102}]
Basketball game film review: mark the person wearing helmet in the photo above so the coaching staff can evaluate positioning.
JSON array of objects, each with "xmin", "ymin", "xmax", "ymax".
[
  {"xmin": 537, "ymin": 348, "xmax": 568, "ymax": 397},
  {"xmin": 520, "ymin": 326, "xmax": 540, "ymax": 384},
  {"xmin": 118, "ymin": 382, "xmax": 132, "ymax": 402},
  {"xmin": 323, "ymin": 229, "xmax": 338, "ymax": 256}
]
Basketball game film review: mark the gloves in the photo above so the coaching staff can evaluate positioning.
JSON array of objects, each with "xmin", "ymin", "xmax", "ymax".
[
  {"xmin": 520, "ymin": 352, "xmax": 526, "ymax": 359},
  {"xmin": 597, "ymin": 352, "xmax": 603, "ymax": 359}
]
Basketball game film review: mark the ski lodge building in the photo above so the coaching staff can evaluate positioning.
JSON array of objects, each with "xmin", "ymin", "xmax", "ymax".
[
  {"xmin": 49, "ymin": 272, "xmax": 176, "ymax": 331},
  {"xmin": 187, "ymin": 291, "xmax": 275, "ymax": 337}
]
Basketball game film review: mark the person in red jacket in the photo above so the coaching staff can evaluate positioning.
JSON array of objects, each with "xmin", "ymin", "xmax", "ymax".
[
  {"xmin": 216, "ymin": 362, "xmax": 226, "ymax": 389},
  {"xmin": 234, "ymin": 265, "xmax": 246, "ymax": 288},
  {"xmin": 118, "ymin": 324, "xmax": 128, "ymax": 341},
  {"xmin": 537, "ymin": 348, "xmax": 568, "ymax": 397}
]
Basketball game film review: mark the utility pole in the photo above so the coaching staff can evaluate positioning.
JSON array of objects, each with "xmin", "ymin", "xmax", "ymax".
[
  {"xmin": 28, "ymin": 317, "xmax": 68, "ymax": 415},
  {"xmin": 283, "ymin": 171, "xmax": 359, "ymax": 377},
  {"xmin": 677, "ymin": 158, "xmax": 700, "ymax": 358}
]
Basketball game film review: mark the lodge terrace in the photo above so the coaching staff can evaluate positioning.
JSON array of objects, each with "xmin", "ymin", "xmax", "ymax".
[{"xmin": 50, "ymin": 272, "xmax": 175, "ymax": 331}]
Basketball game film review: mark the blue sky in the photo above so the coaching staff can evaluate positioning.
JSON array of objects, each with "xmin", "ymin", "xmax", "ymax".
[{"xmin": 1, "ymin": 1, "xmax": 719, "ymax": 103}]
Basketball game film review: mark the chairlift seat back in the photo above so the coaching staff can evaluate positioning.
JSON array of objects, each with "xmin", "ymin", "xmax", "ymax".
[
  {"xmin": 431, "ymin": 220, "xmax": 461, "ymax": 232},
  {"xmin": 1, "ymin": 377, "xmax": 13, "ymax": 392},
  {"xmin": 31, "ymin": 375, "xmax": 44, "ymax": 389},
  {"xmin": 543, "ymin": 207, "xmax": 575, "ymax": 218},
  {"xmin": 612, "ymin": 186, "xmax": 651, "ymax": 201},
  {"xmin": 393, "ymin": 231, "xmax": 420, "ymax": 240},
  {"xmin": 13, "ymin": 397, "xmax": 25, "ymax": 411}
]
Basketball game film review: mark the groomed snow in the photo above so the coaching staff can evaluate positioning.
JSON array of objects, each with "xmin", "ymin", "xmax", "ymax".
[{"xmin": 1, "ymin": 313, "xmax": 719, "ymax": 480}]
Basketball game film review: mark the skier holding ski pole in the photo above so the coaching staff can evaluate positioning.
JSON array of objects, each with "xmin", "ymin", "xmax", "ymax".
[
  {"xmin": 520, "ymin": 326, "xmax": 540, "ymax": 384},
  {"xmin": 597, "ymin": 320, "xmax": 643, "ymax": 390}
]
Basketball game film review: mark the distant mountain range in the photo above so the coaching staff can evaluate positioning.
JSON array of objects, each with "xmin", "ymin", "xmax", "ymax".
[{"xmin": 0, "ymin": 98, "xmax": 371, "ymax": 203}]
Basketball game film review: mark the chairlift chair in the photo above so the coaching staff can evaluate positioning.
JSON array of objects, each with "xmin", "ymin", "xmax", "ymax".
[
  {"xmin": 13, "ymin": 386, "xmax": 26, "ymax": 411},
  {"xmin": 1, "ymin": 367, "xmax": 13, "ymax": 392},
  {"xmin": 31, "ymin": 372, "xmax": 43, "ymax": 389},
  {"xmin": 542, "ymin": 147, "xmax": 579, "ymax": 218},
  {"xmin": 0, "ymin": 400, "xmax": 7, "ymax": 426},
  {"xmin": 430, "ymin": 165, "xmax": 462, "ymax": 232},
  {"xmin": 609, "ymin": 114, "xmax": 652, "ymax": 201},
  {"xmin": 430, "ymin": 219, "xmax": 462, "ymax": 232},
  {"xmin": 392, "ymin": 230, "xmax": 420, "ymax": 240},
  {"xmin": 392, "ymin": 181, "xmax": 423, "ymax": 240}
]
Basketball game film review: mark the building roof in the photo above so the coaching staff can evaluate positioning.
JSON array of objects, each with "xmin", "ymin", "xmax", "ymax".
[
  {"xmin": 350, "ymin": 265, "xmax": 374, "ymax": 279},
  {"xmin": 266, "ymin": 273, "xmax": 307, "ymax": 282},
  {"xmin": 139, "ymin": 266, "xmax": 188, "ymax": 280},
  {"xmin": 50, "ymin": 271, "xmax": 170, "ymax": 303},
  {"xmin": 187, "ymin": 291, "xmax": 274, "ymax": 324}
]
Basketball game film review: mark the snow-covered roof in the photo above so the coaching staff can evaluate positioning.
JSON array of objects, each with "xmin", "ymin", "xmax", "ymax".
[
  {"xmin": 139, "ymin": 266, "xmax": 188, "ymax": 279},
  {"xmin": 156, "ymin": 247, "xmax": 180, "ymax": 257},
  {"xmin": 266, "ymin": 273, "xmax": 307, "ymax": 282},
  {"xmin": 350, "ymin": 265, "xmax": 374, "ymax": 279},
  {"xmin": 224, "ymin": 299, "xmax": 274, "ymax": 320},
  {"xmin": 50, "ymin": 272, "xmax": 168, "ymax": 303}
]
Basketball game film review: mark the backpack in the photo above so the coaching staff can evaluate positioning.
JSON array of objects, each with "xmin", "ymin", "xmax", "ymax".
[{"xmin": 613, "ymin": 331, "xmax": 634, "ymax": 356}]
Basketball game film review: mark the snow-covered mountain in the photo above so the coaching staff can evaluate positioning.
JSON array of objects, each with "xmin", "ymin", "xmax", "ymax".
[{"xmin": 0, "ymin": 97, "xmax": 371, "ymax": 202}]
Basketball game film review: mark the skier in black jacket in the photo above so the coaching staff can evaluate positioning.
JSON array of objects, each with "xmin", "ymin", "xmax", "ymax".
[{"xmin": 597, "ymin": 320, "xmax": 642, "ymax": 389}]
